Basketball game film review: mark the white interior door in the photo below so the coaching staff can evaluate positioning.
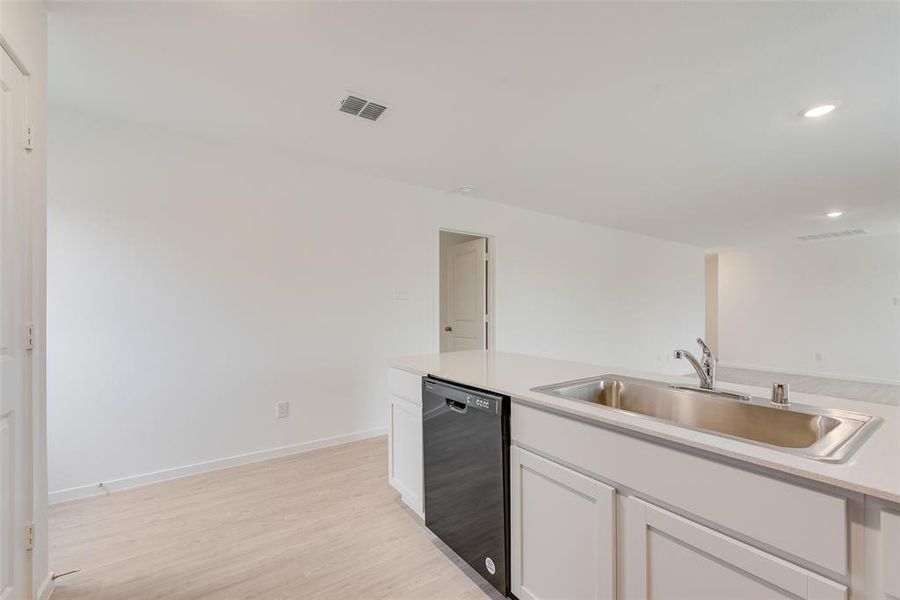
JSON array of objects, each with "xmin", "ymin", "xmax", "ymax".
[
  {"xmin": 442, "ymin": 237, "xmax": 487, "ymax": 351},
  {"xmin": 0, "ymin": 45, "xmax": 31, "ymax": 600}
]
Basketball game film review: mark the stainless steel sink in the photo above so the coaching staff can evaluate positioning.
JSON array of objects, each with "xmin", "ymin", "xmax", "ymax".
[{"xmin": 531, "ymin": 375, "xmax": 879, "ymax": 462}]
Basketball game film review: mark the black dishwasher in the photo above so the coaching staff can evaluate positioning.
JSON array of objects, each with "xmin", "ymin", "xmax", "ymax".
[{"xmin": 422, "ymin": 377, "xmax": 510, "ymax": 596}]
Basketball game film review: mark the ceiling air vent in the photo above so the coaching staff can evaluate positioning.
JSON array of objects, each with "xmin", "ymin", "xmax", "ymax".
[
  {"xmin": 338, "ymin": 95, "xmax": 367, "ymax": 116},
  {"xmin": 338, "ymin": 93, "xmax": 388, "ymax": 121},
  {"xmin": 359, "ymin": 102, "xmax": 387, "ymax": 121},
  {"xmin": 796, "ymin": 228, "xmax": 869, "ymax": 242}
]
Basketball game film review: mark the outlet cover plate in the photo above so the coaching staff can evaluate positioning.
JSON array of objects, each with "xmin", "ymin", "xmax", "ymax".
[{"xmin": 276, "ymin": 401, "xmax": 290, "ymax": 419}]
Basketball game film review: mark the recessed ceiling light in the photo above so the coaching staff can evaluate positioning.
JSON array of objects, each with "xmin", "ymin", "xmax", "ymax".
[
  {"xmin": 803, "ymin": 104, "xmax": 837, "ymax": 118},
  {"xmin": 826, "ymin": 211, "xmax": 843, "ymax": 218},
  {"xmin": 456, "ymin": 186, "xmax": 474, "ymax": 194}
]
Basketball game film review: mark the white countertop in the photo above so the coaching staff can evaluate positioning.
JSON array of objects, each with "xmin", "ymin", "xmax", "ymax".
[{"xmin": 390, "ymin": 350, "xmax": 900, "ymax": 505}]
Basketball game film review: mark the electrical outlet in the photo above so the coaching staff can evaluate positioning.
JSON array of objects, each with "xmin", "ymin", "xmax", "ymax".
[{"xmin": 275, "ymin": 401, "xmax": 290, "ymax": 419}]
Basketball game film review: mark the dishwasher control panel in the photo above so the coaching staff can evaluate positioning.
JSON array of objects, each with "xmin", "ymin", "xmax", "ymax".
[{"xmin": 424, "ymin": 379, "xmax": 504, "ymax": 415}]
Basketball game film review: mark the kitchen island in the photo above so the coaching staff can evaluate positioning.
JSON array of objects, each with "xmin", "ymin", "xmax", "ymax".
[{"xmin": 388, "ymin": 350, "xmax": 900, "ymax": 600}]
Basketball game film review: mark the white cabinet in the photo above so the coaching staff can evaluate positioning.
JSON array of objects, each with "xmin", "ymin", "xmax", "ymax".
[
  {"xmin": 387, "ymin": 368, "xmax": 423, "ymax": 517},
  {"xmin": 882, "ymin": 509, "xmax": 900, "ymax": 599},
  {"xmin": 622, "ymin": 497, "xmax": 847, "ymax": 600},
  {"xmin": 513, "ymin": 402, "xmax": 848, "ymax": 575},
  {"xmin": 510, "ymin": 446, "xmax": 616, "ymax": 600}
]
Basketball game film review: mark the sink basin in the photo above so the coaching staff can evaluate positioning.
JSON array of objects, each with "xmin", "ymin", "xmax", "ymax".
[{"xmin": 531, "ymin": 375, "xmax": 879, "ymax": 462}]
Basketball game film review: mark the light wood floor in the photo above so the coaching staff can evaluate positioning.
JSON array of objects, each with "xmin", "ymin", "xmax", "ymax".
[
  {"xmin": 716, "ymin": 366, "xmax": 900, "ymax": 406},
  {"xmin": 50, "ymin": 436, "xmax": 502, "ymax": 600}
]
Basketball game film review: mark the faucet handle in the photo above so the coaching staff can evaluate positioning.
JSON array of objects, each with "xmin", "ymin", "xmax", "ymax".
[{"xmin": 696, "ymin": 337, "xmax": 713, "ymax": 358}]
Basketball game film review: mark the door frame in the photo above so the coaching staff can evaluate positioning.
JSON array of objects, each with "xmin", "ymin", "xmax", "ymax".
[
  {"xmin": 437, "ymin": 228, "xmax": 495, "ymax": 352},
  {"xmin": 0, "ymin": 36, "xmax": 35, "ymax": 600}
]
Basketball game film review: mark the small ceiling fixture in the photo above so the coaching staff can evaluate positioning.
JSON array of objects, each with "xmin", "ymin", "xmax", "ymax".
[
  {"xmin": 456, "ymin": 186, "xmax": 474, "ymax": 194},
  {"xmin": 803, "ymin": 104, "xmax": 837, "ymax": 118},
  {"xmin": 826, "ymin": 211, "xmax": 843, "ymax": 218}
]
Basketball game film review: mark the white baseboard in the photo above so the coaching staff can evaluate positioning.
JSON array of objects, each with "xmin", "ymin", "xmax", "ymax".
[
  {"xmin": 49, "ymin": 427, "xmax": 387, "ymax": 505},
  {"xmin": 36, "ymin": 573, "xmax": 54, "ymax": 600},
  {"xmin": 717, "ymin": 362, "xmax": 900, "ymax": 386},
  {"xmin": 388, "ymin": 476, "xmax": 424, "ymax": 520}
]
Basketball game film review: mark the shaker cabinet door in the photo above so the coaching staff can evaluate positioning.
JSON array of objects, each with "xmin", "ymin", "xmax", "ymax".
[
  {"xmin": 510, "ymin": 446, "xmax": 616, "ymax": 600},
  {"xmin": 622, "ymin": 496, "xmax": 846, "ymax": 600},
  {"xmin": 388, "ymin": 393, "xmax": 423, "ymax": 517}
]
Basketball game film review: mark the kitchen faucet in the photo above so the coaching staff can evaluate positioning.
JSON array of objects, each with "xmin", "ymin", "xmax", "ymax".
[{"xmin": 674, "ymin": 337, "xmax": 717, "ymax": 390}]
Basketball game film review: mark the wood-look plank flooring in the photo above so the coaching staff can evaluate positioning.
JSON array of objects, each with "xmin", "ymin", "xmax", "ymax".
[
  {"xmin": 50, "ymin": 436, "xmax": 502, "ymax": 600},
  {"xmin": 715, "ymin": 366, "xmax": 900, "ymax": 406}
]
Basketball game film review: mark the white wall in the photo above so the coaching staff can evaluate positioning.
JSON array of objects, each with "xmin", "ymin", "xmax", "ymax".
[
  {"xmin": 717, "ymin": 234, "xmax": 900, "ymax": 383},
  {"xmin": 48, "ymin": 107, "xmax": 704, "ymax": 499},
  {"xmin": 0, "ymin": 1, "xmax": 49, "ymax": 597}
]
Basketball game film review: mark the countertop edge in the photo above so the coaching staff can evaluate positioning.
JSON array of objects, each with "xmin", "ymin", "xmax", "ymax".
[
  {"xmin": 510, "ymin": 393, "xmax": 900, "ymax": 504},
  {"xmin": 388, "ymin": 360, "xmax": 900, "ymax": 505}
]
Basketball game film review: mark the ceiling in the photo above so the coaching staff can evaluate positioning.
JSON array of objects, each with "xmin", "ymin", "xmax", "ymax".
[{"xmin": 48, "ymin": 1, "xmax": 900, "ymax": 248}]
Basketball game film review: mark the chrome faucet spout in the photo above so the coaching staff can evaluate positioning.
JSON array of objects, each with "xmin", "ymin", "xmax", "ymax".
[
  {"xmin": 674, "ymin": 337, "xmax": 717, "ymax": 389},
  {"xmin": 673, "ymin": 349, "xmax": 711, "ymax": 388}
]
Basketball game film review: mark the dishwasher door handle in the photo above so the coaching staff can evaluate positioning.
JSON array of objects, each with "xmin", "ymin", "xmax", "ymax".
[{"xmin": 446, "ymin": 398, "xmax": 468, "ymax": 414}]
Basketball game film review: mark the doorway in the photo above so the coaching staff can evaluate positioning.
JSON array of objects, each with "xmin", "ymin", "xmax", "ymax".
[{"xmin": 439, "ymin": 230, "xmax": 492, "ymax": 352}]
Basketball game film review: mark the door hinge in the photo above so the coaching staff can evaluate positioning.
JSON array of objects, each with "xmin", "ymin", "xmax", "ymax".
[
  {"xmin": 25, "ymin": 323, "xmax": 34, "ymax": 351},
  {"xmin": 25, "ymin": 523, "xmax": 34, "ymax": 551},
  {"xmin": 25, "ymin": 125, "xmax": 33, "ymax": 152}
]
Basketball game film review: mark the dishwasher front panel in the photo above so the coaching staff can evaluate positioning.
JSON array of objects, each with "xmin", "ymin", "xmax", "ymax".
[{"xmin": 422, "ymin": 378, "xmax": 509, "ymax": 596}]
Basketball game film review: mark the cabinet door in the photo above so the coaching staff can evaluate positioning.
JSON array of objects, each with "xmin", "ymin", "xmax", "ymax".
[
  {"xmin": 388, "ymin": 394, "xmax": 423, "ymax": 517},
  {"xmin": 510, "ymin": 446, "xmax": 616, "ymax": 600},
  {"xmin": 883, "ymin": 509, "xmax": 900, "ymax": 599},
  {"xmin": 622, "ymin": 497, "xmax": 846, "ymax": 600}
]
